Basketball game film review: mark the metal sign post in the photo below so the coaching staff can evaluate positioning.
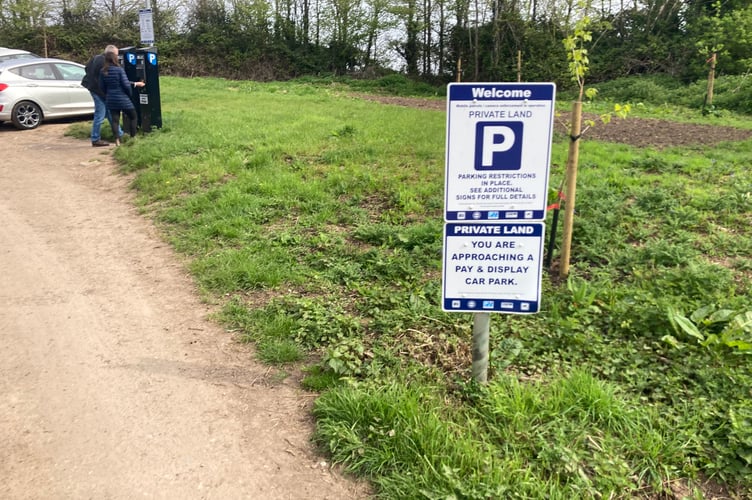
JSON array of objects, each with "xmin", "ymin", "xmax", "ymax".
[
  {"xmin": 472, "ymin": 313, "xmax": 491, "ymax": 383},
  {"xmin": 442, "ymin": 82, "xmax": 556, "ymax": 383}
]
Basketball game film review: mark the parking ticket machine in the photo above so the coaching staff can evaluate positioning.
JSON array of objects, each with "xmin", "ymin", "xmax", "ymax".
[{"xmin": 118, "ymin": 46, "xmax": 162, "ymax": 132}]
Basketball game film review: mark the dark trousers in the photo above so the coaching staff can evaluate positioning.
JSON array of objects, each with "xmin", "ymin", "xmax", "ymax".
[{"xmin": 110, "ymin": 108, "xmax": 137, "ymax": 138}]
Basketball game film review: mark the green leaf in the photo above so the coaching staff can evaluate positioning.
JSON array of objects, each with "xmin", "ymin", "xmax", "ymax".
[
  {"xmin": 701, "ymin": 333, "xmax": 720, "ymax": 346},
  {"xmin": 676, "ymin": 315, "xmax": 705, "ymax": 341},
  {"xmin": 690, "ymin": 304, "xmax": 716, "ymax": 324},
  {"xmin": 661, "ymin": 335, "xmax": 684, "ymax": 349},
  {"xmin": 668, "ymin": 307, "xmax": 704, "ymax": 341},
  {"xmin": 723, "ymin": 339, "xmax": 752, "ymax": 351},
  {"xmin": 731, "ymin": 312, "xmax": 752, "ymax": 333},
  {"xmin": 706, "ymin": 309, "xmax": 737, "ymax": 325}
]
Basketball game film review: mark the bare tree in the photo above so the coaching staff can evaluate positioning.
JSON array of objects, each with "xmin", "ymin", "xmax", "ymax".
[{"xmin": 363, "ymin": 0, "xmax": 397, "ymax": 67}]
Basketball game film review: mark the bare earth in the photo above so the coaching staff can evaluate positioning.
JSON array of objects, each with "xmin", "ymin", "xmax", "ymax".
[
  {"xmin": 356, "ymin": 94, "xmax": 752, "ymax": 149},
  {"xmin": 0, "ymin": 122, "xmax": 367, "ymax": 499}
]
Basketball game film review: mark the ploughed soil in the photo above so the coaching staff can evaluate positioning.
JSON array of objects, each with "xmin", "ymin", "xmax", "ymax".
[{"xmin": 355, "ymin": 94, "xmax": 752, "ymax": 149}]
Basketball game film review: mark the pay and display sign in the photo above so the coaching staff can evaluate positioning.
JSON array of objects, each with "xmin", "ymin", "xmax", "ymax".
[
  {"xmin": 442, "ymin": 222, "xmax": 544, "ymax": 314},
  {"xmin": 444, "ymin": 83, "xmax": 556, "ymax": 222}
]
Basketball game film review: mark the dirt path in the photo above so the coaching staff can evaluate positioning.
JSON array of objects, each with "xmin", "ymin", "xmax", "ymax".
[{"xmin": 0, "ymin": 122, "xmax": 367, "ymax": 499}]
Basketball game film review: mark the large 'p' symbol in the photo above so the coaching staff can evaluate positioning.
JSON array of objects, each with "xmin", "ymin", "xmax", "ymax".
[
  {"xmin": 482, "ymin": 126, "xmax": 515, "ymax": 167},
  {"xmin": 474, "ymin": 121, "xmax": 523, "ymax": 171}
]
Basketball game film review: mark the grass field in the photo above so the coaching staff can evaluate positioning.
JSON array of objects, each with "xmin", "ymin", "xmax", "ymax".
[{"xmin": 69, "ymin": 75, "xmax": 752, "ymax": 498}]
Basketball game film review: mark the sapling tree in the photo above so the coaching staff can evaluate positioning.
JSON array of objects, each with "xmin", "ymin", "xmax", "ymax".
[
  {"xmin": 558, "ymin": 14, "xmax": 591, "ymax": 278},
  {"xmin": 695, "ymin": 1, "xmax": 725, "ymax": 110},
  {"xmin": 557, "ymin": 9, "xmax": 628, "ymax": 278}
]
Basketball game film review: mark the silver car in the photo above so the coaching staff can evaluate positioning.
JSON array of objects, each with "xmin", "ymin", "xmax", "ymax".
[
  {"xmin": 0, "ymin": 47, "xmax": 41, "ymax": 63},
  {"xmin": 0, "ymin": 58, "xmax": 94, "ymax": 130}
]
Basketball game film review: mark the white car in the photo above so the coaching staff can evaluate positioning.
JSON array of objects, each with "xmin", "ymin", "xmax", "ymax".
[
  {"xmin": 0, "ymin": 47, "xmax": 41, "ymax": 63},
  {"xmin": 0, "ymin": 57, "xmax": 94, "ymax": 129}
]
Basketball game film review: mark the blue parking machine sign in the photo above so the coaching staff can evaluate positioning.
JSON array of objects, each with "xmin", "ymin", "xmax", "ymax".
[
  {"xmin": 445, "ymin": 83, "xmax": 555, "ymax": 222},
  {"xmin": 442, "ymin": 222, "xmax": 545, "ymax": 314}
]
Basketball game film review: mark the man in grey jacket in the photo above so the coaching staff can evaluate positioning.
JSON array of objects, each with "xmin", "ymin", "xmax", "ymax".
[{"xmin": 81, "ymin": 45, "xmax": 121, "ymax": 147}]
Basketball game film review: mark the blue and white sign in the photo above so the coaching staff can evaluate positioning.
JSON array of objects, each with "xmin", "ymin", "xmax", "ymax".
[
  {"xmin": 445, "ymin": 83, "xmax": 556, "ymax": 221},
  {"xmin": 442, "ymin": 222, "xmax": 545, "ymax": 314}
]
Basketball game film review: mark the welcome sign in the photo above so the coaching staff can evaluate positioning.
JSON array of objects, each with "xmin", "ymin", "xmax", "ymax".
[{"xmin": 444, "ymin": 83, "xmax": 556, "ymax": 222}]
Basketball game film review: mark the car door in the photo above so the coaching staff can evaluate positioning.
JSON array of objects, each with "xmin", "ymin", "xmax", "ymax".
[
  {"xmin": 50, "ymin": 62, "xmax": 93, "ymax": 114},
  {"xmin": 14, "ymin": 62, "xmax": 71, "ymax": 116}
]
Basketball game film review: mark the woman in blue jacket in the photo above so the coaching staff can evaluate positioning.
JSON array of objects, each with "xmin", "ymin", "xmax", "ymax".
[{"xmin": 99, "ymin": 51, "xmax": 145, "ymax": 145}]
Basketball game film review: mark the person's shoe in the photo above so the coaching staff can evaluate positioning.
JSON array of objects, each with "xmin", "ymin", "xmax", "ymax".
[
  {"xmin": 114, "ymin": 138, "xmax": 121, "ymax": 147},
  {"xmin": 92, "ymin": 139, "xmax": 109, "ymax": 147}
]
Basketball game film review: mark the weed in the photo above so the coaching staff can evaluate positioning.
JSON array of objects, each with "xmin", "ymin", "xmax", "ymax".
[{"xmin": 322, "ymin": 337, "xmax": 366, "ymax": 376}]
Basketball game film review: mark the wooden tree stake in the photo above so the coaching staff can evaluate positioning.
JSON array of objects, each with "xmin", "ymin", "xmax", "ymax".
[
  {"xmin": 707, "ymin": 52, "xmax": 717, "ymax": 106},
  {"xmin": 559, "ymin": 100, "xmax": 583, "ymax": 278}
]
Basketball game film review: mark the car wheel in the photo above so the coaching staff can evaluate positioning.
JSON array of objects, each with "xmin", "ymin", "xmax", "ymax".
[{"xmin": 11, "ymin": 101, "xmax": 42, "ymax": 130}]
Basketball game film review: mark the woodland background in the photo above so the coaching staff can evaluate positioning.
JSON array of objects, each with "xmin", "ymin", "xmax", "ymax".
[{"xmin": 0, "ymin": 0, "xmax": 751, "ymax": 86}]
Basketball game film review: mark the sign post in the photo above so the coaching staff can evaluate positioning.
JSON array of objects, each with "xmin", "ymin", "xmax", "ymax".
[
  {"xmin": 472, "ymin": 313, "xmax": 491, "ymax": 383},
  {"xmin": 442, "ymin": 82, "xmax": 556, "ymax": 382}
]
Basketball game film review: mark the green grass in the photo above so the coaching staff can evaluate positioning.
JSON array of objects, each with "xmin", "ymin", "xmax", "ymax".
[
  {"xmin": 313, "ymin": 371, "xmax": 687, "ymax": 498},
  {"xmin": 69, "ymin": 75, "xmax": 752, "ymax": 498}
]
